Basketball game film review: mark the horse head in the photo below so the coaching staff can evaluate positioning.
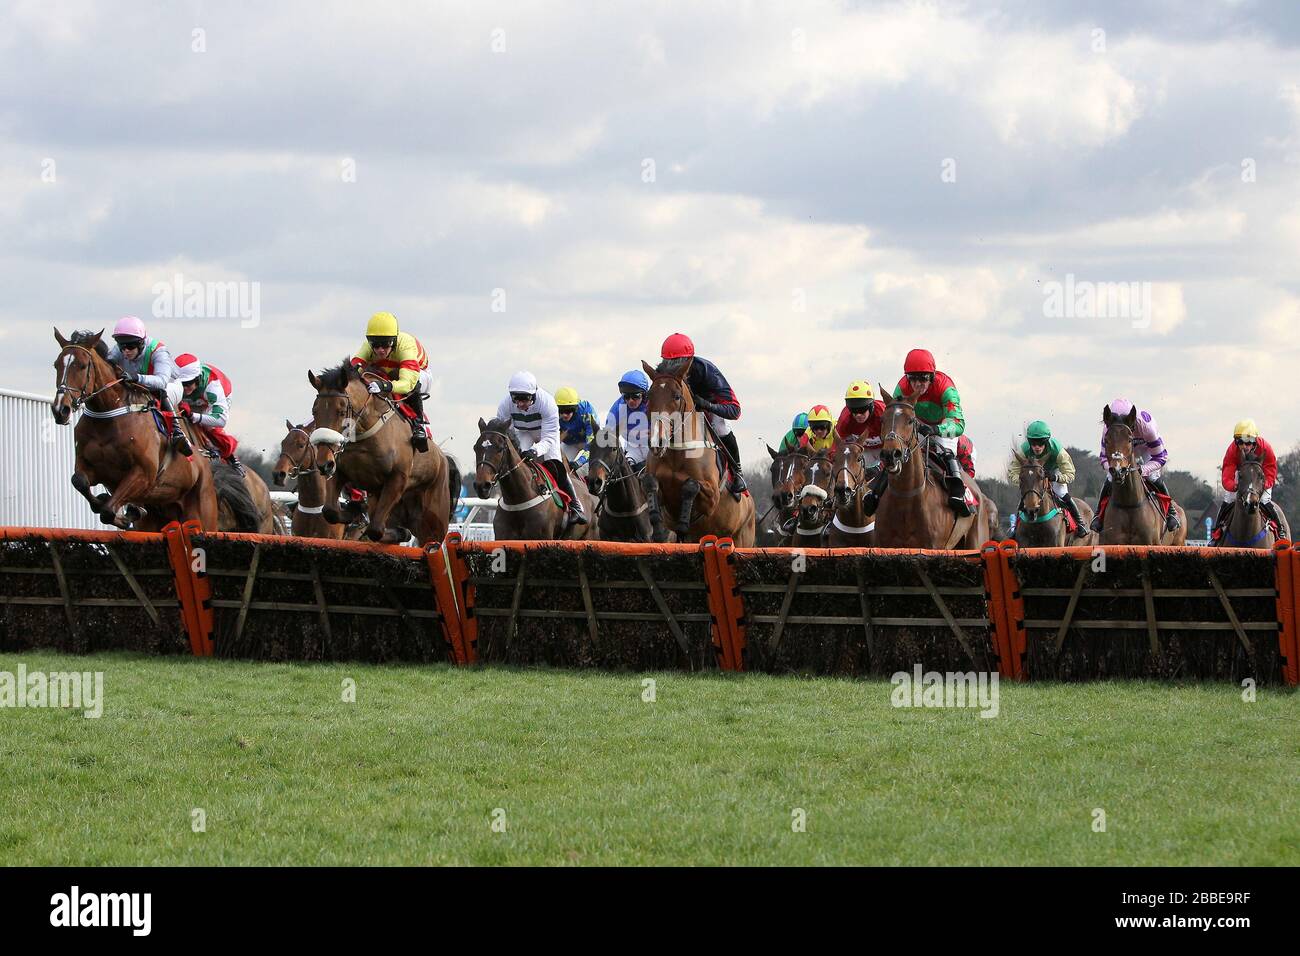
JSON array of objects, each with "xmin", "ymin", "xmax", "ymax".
[
  {"xmin": 51, "ymin": 328, "xmax": 110, "ymax": 424},
  {"xmin": 307, "ymin": 360, "xmax": 370, "ymax": 479},
  {"xmin": 878, "ymin": 381, "xmax": 921, "ymax": 475},
  {"xmin": 473, "ymin": 416, "xmax": 523, "ymax": 498},
  {"xmin": 798, "ymin": 450, "xmax": 834, "ymax": 528},
  {"xmin": 1101, "ymin": 401, "xmax": 1140, "ymax": 480},
  {"xmin": 833, "ymin": 439, "xmax": 867, "ymax": 508},
  {"xmin": 585, "ymin": 427, "xmax": 625, "ymax": 497},
  {"xmin": 273, "ymin": 418, "xmax": 316, "ymax": 487},
  {"xmin": 1237, "ymin": 455, "xmax": 1265, "ymax": 513},
  {"xmin": 1017, "ymin": 456, "xmax": 1052, "ymax": 518},
  {"xmin": 769, "ymin": 444, "xmax": 808, "ymax": 513},
  {"xmin": 642, "ymin": 357, "xmax": 695, "ymax": 453}
]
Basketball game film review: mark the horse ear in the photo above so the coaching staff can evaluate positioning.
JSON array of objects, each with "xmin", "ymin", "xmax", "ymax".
[
  {"xmin": 88, "ymin": 329, "xmax": 103, "ymax": 345},
  {"xmin": 767, "ymin": 444, "xmax": 778, "ymax": 460},
  {"xmin": 677, "ymin": 356, "xmax": 694, "ymax": 380},
  {"xmin": 1102, "ymin": 404, "xmax": 1112, "ymax": 424},
  {"xmin": 1124, "ymin": 406, "xmax": 1138, "ymax": 427},
  {"xmin": 641, "ymin": 359, "xmax": 656, "ymax": 377},
  {"xmin": 54, "ymin": 327, "xmax": 68, "ymax": 347},
  {"xmin": 478, "ymin": 417, "xmax": 488, "ymax": 431},
  {"xmin": 878, "ymin": 382, "xmax": 892, "ymax": 403},
  {"xmin": 308, "ymin": 370, "xmax": 320, "ymax": 389},
  {"xmin": 285, "ymin": 419, "xmax": 294, "ymax": 430}
]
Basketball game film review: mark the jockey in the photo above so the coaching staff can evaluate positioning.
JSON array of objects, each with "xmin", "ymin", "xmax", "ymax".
[
  {"xmin": 554, "ymin": 386, "xmax": 600, "ymax": 471},
  {"xmin": 801, "ymin": 405, "xmax": 836, "ymax": 452},
  {"xmin": 1007, "ymin": 420, "xmax": 1088, "ymax": 538},
  {"xmin": 778, "ymin": 413, "xmax": 809, "ymax": 453},
  {"xmin": 604, "ymin": 369, "xmax": 667, "ymax": 541},
  {"xmin": 835, "ymin": 380, "xmax": 885, "ymax": 469},
  {"xmin": 891, "ymin": 348, "xmax": 973, "ymax": 516},
  {"xmin": 659, "ymin": 333, "xmax": 747, "ymax": 495},
  {"xmin": 349, "ymin": 311, "xmax": 430, "ymax": 452},
  {"xmin": 495, "ymin": 371, "xmax": 586, "ymax": 526},
  {"xmin": 174, "ymin": 353, "xmax": 245, "ymax": 476},
  {"xmin": 104, "ymin": 316, "xmax": 192, "ymax": 455},
  {"xmin": 1091, "ymin": 398, "xmax": 1179, "ymax": 534},
  {"xmin": 1212, "ymin": 419, "xmax": 1281, "ymax": 539}
]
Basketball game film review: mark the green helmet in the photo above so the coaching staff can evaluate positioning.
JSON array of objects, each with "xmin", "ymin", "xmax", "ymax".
[
  {"xmin": 791, "ymin": 412, "xmax": 809, "ymax": 433},
  {"xmin": 1026, "ymin": 420, "xmax": 1052, "ymax": 441}
]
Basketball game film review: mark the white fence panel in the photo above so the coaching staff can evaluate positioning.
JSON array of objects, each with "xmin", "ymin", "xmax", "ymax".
[{"xmin": 0, "ymin": 387, "xmax": 100, "ymax": 529}]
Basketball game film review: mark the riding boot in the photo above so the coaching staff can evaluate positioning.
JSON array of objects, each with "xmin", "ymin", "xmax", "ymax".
[
  {"xmin": 549, "ymin": 458, "xmax": 587, "ymax": 525},
  {"xmin": 404, "ymin": 390, "xmax": 430, "ymax": 452},
  {"xmin": 1261, "ymin": 500, "xmax": 1282, "ymax": 533},
  {"xmin": 1090, "ymin": 478, "xmax": 1111, "ymax": 533},
  {"xmin": 1210, "ymin": 500, "xmax": 1233, "ymax": 540},
  {"xmin": 225, "ymin": 454, "xmax": 247, "ymax": 478},
  {"xmin": 639, "ymin": 468, "xmax": 669, "ymax": 542},
  {"xmin": 1059, "ymin": 492, "xmax": 1089, "ymax": 538},
  {"xmin": 861, "ymin": 468, "xmax": 889, "ymax": 517},
  {"xmin": 158, "ymin": 394, "xmax": 193, "ymax": 456},
  {"xmin": 1148, "ymin": 475, "xmax": 1180, "ymax": 531},
  {"xmin": 942, "ymin": 447, "xmax": 974, "ymax": 516},
  {"xmin": 719, "ymin": 432, "xmax": 747, "ymax": 497}
]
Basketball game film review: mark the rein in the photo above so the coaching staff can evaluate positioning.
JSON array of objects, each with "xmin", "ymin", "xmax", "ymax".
[{"xmin": 55, "ymin": 345, "xmax": 127, "ymax": 414}]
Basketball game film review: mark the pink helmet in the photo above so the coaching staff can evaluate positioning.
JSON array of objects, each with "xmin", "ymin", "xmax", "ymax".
[
  {"xmin": 112, "ymin": 316, "xmax": 148, "ymax": 340},
  {"xmin": 1108, "ymin": 397, "xmax": 1134, "ymax": 417}
]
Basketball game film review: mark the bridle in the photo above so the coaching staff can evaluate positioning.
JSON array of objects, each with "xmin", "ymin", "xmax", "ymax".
[
  {"xmin": 587, "ymin": 447, "xmax": 647, "ymax": 518},
  {"xmin": 795, "ymin": 453, "xmax": 835, "ymax": 535},
  {"xmin": 834, "ymin": 439, "xmax": 868, "ymax": 504},
  {"xmin": 773, "ymin": 450, "xmax": 811, "ymax": 505},
  {"xmin": 647, "ymin": 372, "xmax": 710, "ymax": 454},
  {"xmin": 1017, "ymin": 460, "xmax": 1054, "ymax": 519},
  {"xmin": 880, "ymin": 400, "xmax": 920, "ymax": 473},
  {"xmin": 1104, "ymin": 423, "xmax": 1138, "ymax": 481},
  {"xmin": 475, "ymin": 429, "xmax": 532, "ymax": 489},
  {"xmin": 281, "ymin": 425, "xmax": 322, "ymax": 475}
]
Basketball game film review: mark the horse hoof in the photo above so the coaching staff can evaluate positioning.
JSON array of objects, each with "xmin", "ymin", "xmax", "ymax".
[
  {"xmin": 365, "ymin": 526, "xmax": 384, "ymax": 542},
  {"xmin": 99, "ymin": 510, "xmax": 116, "ymax": 525}
]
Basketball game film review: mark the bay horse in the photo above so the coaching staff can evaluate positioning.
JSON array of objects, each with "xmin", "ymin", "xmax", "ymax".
[
  {"xmin": 473, "ymin": 417, "xmax": 598, "ymax": 540},
  {"xmin": 790, "ymin": 447, "xmax": 835, "ymax": 547},
  {"xmin": 50, "ymin": 329, "xmax": 218, "ymax": 530},
  {"xmin": 272, "ymin": 420, "xmax": 365, "ymax": 539},
  {"xmin": 1100, "ymin": 406, "xmax": 1186, "ymax": 546},
  {"xmin": 213, "ymin": 461, "xmax": 278, "ymax": 534},
  {"xmin": 1013, "ymin": 458, "xmax": 1095, "ymax": 548},
  {"xmin": 640, "ymin": 358, "xmax": 755, "ymax": 546},
  {"xmin": 307, "ymin": 360, "xmax": 454, "ymax": 544},
  {"xmin": 1215, "ymin": 455, "xmax": 1289, "ymax": 548},
  {"xmin": 827, "ymin": 437, "xmax": 876, "ymax": 547},
  {"xmin": 872, "ymin": 383, "xmax": 988, "ymax": 549},
  {"xmin": 768, "ymin": 444, "xmax": 811, "ymax": 538},
  {"xmin": 586, "ymin": 428, "xmax": 662, "ymax": 542}
]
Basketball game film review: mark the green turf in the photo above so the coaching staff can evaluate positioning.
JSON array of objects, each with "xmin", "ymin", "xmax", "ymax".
[{"xmin": 0, "ymin": 651, "xmax": 1295, "ymax": 865}]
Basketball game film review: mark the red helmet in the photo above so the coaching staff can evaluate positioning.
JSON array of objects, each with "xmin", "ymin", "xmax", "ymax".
[
  {"xmin": 903, "ymin": 349, "xmax": 936, "ymax": 374},
  {"xmin": 661, "ymin": 333, "xmax": 695, "ymax": 359}
]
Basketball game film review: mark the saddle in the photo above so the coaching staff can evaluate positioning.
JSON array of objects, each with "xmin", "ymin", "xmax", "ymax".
[
  {"xmin": 1097, "ymin": 480, "xmax": 1171, "ymax": 522},
  {"xmin": 526, "ymin": 459, "xmax": 571, "ymax": 509},
  {"xmin": 699, "ymin": 417, "xmax": 750, "ymax": 500}
]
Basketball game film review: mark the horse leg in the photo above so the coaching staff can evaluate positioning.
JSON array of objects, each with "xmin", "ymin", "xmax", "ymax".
[
  {"xmin": 71, "ymin": 471, "xmax": 108, "ymax": 514},
  {"xmin": 676, "ymin": 478, "xmax": 700, "ymax": 535},
  {"xmin": 100, "ymin": 468, "xmax": 152, "ymax": 528},
  {"xmin": 366, "ymin": 474, "xmax": 411, "ymax": 543}
]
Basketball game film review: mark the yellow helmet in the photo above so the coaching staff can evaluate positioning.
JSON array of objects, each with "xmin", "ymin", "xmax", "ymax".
[
  {"xmin": 844, "ymin": 380, "xmax": 874, "ymax": 401},
  {"xmin": 1233, "ymin": 418, "xmax": 1260, "ymax": 440},
  {"xmin": 554, "ymin": 386, "xmax": 580, "ymax": 407},
  {"xmin": 807, "ymin": 404, "xmax": 834, "ymax": 425},
  {"xmin": 366, "ymin": 311, "xmax": 399, "ymax": 337}
]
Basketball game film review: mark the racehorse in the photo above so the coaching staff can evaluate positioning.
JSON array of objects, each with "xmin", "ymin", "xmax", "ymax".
[
  {"xmin": 307, "ymin": 360, "xmax": 455, "ymax": 544},
  {"xmin": 1013, "ymin": 458, "xmax": 1096, "ymax": 548},
  {"xmin": 790, "ymin": 447, "xmax": 835, "ymax": 547},
  {"xmin": 640, "ymin": 358, "xmax": 756, "ymax": 546},
  {"xmin": 872, "ymin": 383, "xmax": 988, "ymax": 549},
  {"xmin": 1100, "ymin": 405, "xmax": 1186, "ymax": 546},
  {"xmin": 586, "ymin": 428, "xmax": 661, "ymax": 542},
  {"xmin": 1215, "ymin": 454, "xmax": 1289, "ymax": 548},
  {"xmin": 272, "ymin": 420, "xmax": 365, "ymax": 539},
  {"xmin": 50, "ymin": 329, "xmax": 218, "ymax": 530},
  {"xmin": 827, "ymin": 437, "xmax": 876, "ymax": 547},
  {"xmin": 213, "ymin": 461, "xmax": 279, "ymax": 534},
  {"xmin": 768, "ymin": 444, "xmax": 810, "ymax": 539},
  {"xmin": 473, "ymin": 417, "xmax": 598, "ymax": 540}
]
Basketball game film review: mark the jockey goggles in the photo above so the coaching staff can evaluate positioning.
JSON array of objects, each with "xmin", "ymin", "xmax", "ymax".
[
  {"xmin": 810, "ymin": 422, "xmax": 831, "ymax": 433},
  {"xmin": 114, "ymin": 335, "xmax": 144, "ymax": 350},
  {"xmin": 366, "ymin": 335, "xmax": 397, "ymax": 349},
  {"xmin": 847, "ymin": 400, "xmax": 873, "ymax": 413},
  {"xmin": 510, "ymin": 391, "xmax": 534, "ymax": 403},
  {"xmin": 557, "ymin": 405, "xmax": 577, "ymax": 415},
  {"xmin": 620, "ymin": 389, "xmax": 645, "ymax": 401},
  {"xmin": 1235, "ymin": 437, "xmax": 1258, "ymax": 446}
]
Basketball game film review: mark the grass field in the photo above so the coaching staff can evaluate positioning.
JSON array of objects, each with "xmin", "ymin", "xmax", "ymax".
[{"xmin": 1, "ymin": 651, "xmax": 1296, "ymax": 865}]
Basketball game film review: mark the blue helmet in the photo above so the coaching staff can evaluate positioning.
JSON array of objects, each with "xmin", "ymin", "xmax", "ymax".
[
  {"xmin": 618, "ymin": 369, "xmax": 651, "ymax": 395},
  {"xmin": 791, "ymin": 412, "xmax": 809, "ymax": 433}
]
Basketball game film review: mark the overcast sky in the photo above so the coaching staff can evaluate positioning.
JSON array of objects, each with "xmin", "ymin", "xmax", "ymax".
[{"xmin": 6, "ymin": 0, "xmax": 1300, "ymax": 482}]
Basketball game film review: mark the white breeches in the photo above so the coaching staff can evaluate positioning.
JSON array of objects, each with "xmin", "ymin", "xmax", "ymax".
[
  {"xmin": 706, "ymin": 413, "xmax": 732, "ymax": 437},
  {"xmin": 1223, "ymin": 488, "xmax": 1271, "ymax": 504}
]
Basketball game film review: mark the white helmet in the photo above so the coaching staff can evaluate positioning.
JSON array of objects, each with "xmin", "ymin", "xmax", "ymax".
[{"xmin": 508, "ymin": 371, "xmax": 537, "ymax": 396}]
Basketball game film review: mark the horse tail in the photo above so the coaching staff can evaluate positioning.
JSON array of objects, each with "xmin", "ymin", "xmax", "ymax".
[
  {"xmin": 446, "ymin": 455, "xmax": 462, "ymax": 516},
  {"xmin": 213, "ymin": 461, "xmax": 261, "ymax": 532}
]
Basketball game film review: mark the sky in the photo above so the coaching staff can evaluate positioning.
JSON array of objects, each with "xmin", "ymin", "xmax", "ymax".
[{"xmin": 5, "ymin": 0, "xmax": 1300, "ymax": 482}]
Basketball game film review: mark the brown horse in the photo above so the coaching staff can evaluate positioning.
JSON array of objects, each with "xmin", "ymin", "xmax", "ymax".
[
  {"xmin": 641, "ymin": 358, "xmax": 755, "ymax": 546},
  {"xmin": 271, "ymin": 421, "xmax": 365, "ymax": 539},
  {"xmin": 827, "ymin": 438, "xmax": 876, "ymax": 547},
  {"xmin": 1013, "ymin": 458, "xmax": 1096, "ymax": 548},
  {"xmin": 473, "ymin": 417, "xmax": 598, "ymax": 540},
  {"xmin": 768, "ymin": 444, "xmax": 811, "ymax": 537},
  {"xmin": 873, "ymin": 384, "xmax": 988, "ymax": 549},
  {"xmin": 1215, "ymin": 455, "xmax": 1289, "ymax": 548},
  {"xmin": 50, "ymin": 329, "xmax": 218, "ymax": 530},
  {"xmin": 1100, "ymin": 408, "xmax": 1186, "ymax": 546},
  {"xmin": 790, "ymin": 447, "xmax": 835, "ymax": 547},
  {"xmin": 212, "ymin": 461, "xmax": 280, "ymax": 533},
  {"xmin": 307, "ymin": 360, "xmax": 453, "ymax": 544},
  {"xmin": 586, "ymin": 427, "xmax": 664, "ymax": 542}
]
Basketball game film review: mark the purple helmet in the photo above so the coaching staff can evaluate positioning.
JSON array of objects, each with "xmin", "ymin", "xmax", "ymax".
[{"xmin": 1108, "ymin": 397, "xmax": 1134, "ymax": 417}]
